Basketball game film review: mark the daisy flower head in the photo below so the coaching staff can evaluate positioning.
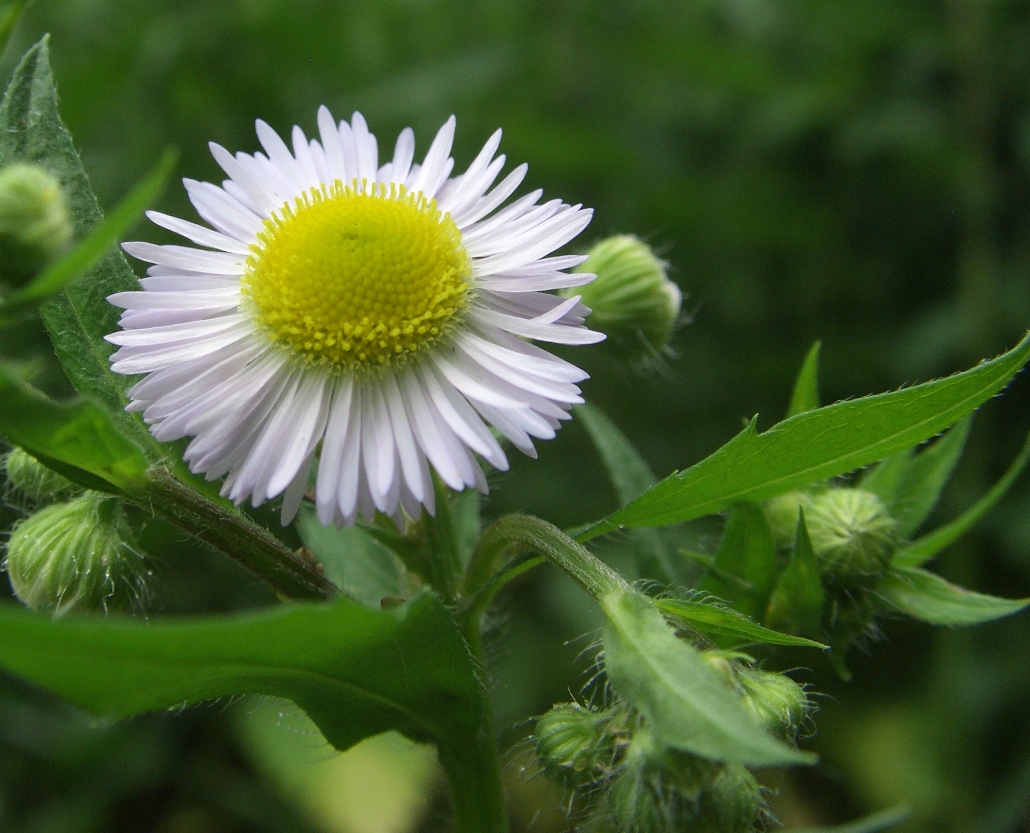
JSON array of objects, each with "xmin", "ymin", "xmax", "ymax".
[{"xmin": 107, "ymin": 108, "xmax": 603, "ymax": 526}]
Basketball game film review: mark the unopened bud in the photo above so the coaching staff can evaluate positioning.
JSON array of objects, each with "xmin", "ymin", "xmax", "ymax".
[
  {"xmin": 0, "ymin": 163, "xmax": 73, "ymax": 286},
  {"xmin": 4, "ymin": 492, "xmax": 149, "ymax": 615},
  {"xmin": 763, "ymin": 490, "xmax": 814, "ymax": 549},
  {"xmin": 805, "ymin": 488, "xmax": 897, "ymax": 586},
  {"xmin": 567, "ymin": 235, "xmax": 681, "ymax": 359},
  {"xmin": 737, "ymin": 668, "xmax": 811, "ymax": 743},
  {"xmin": 4, "ymin": 447, "xmax": 79, "ymax": 503},
  {"xmin": 696, "ymin": 763, "xmax": 768, "ymax": 833}
]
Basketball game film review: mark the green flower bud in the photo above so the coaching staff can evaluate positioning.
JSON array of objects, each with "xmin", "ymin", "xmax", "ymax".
[
  {"xmin": 805, "ymin": 488, "xmax": 897, "ymax": 586},
  {"xmin": 696, "ymin": 763, "xmax": 767, "ymax": 833},
  {"xmin": 763, "ymin": 489, "xmax": 814, "ymax": 549},
  {"xmin": 4, "ymin": 447, "xmax": 80, "ymax": 503},
  {"xmin": 0, "ymin": 162, "xmax": 73, "ymax": 286},
  {"xmin": 737, "ymin": 668, "xmax": 811, "ymax": 743},
  {"xmin": 535, "ymin": 703, "xmax": 617, "ymax": 788},
  {"xmin": 567, "ymin": 235, "xmax": 681, "ymax": 360},
  {"xmin": 4, "ymin": 492, "xmax": 149, "ymax": 615}
]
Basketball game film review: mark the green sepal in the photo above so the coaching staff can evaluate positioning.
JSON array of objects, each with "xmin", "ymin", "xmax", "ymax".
[
  {"xmin": 787, "ymin": 340, "xmax": 821, "ymax": 417},
  {"xmin": 655, "ymin": 597, "xmax": 827, "ymax": 649},
  {"xmin": 0, "ymin": 361, "xmax": 148, "ymax": 494},
  {"xmin": 765, "ymin": 513, "xmax": 825, "ymax": 639},
  {"xmin": 859, "ymin": 417, "xmax": 971, "ymax": 539},
  {"xmin": 0, "ymin": 591, "xmax": 483, "ymax": 758},
  {"xmin": 699, "ymin": 503, "xmax": 778, "ymax": 621},
  {"xmin": 895, "ymin": 428, "xmax": 1030, "ymax": 568},
  {"xmin": 876, "ymin": 567, "xmax": 1030, "ymax": 626},
  {"xmin": 601, "ymin": 589, "xmax": 815, "ymax": 767},
  {"xmin": 580, "ymin": 333, "xmax": 1030, "ymax": 538}
]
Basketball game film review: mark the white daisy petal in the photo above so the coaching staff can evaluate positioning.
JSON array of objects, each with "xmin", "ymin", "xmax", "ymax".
[{"xmin": 111, "ymin": 109, "xmax": 601, "ymax": 526}]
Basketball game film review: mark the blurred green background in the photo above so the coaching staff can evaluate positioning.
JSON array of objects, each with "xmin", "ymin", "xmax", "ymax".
[{"xmin": 2, "ymin": 1, "xmax": 1030, "ymax": 831}]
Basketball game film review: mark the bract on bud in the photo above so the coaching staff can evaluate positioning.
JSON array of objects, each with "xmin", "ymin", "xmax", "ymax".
[
  {"xmin": 4, "ymin": 492, "xmax": 149, "ymax": 615},
  {"xmin": 534, "ymin": 702, "xmax": 617, "ymax": 788},
  {"xmin": 696, "ymin": 763, "xmax": 767, "ymax": 833},
  {"xmin": 0, "ymin": 162, "xmax": 73, "ymax": 286},
  {"xmin": 4, "ymin": 447, "xmax": 80, "ymax": 503},
  {"xmin": 567, "ymin": 235, "xmax": 681, "ymax": 359},
  {"xmin": 737, "ymin": 668, "xmax": 811, "ymax": 743},
  {"xmin": 804, "ymin": 488, "xmax": 897, "ymax": 586}
]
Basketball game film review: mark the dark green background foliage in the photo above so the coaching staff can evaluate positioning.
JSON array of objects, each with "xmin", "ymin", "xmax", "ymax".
[{"xmin": 2, "ymin": 1, "xmax": 1030, "ymax": 831}]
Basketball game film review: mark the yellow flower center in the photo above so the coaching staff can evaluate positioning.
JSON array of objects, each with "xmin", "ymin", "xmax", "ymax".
[{"xmin": 241, "ymin": 181, "xmax": 472, "ymax": 372}]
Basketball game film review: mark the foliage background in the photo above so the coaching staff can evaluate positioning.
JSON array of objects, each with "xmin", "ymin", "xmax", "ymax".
[{"xmin": 2, "ymin": 1, "xmax": 1030, "ymax": 831}]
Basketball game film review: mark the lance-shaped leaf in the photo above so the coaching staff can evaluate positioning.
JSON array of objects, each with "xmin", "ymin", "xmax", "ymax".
[
  {"xmin": 581, "ymin": 334, "xmax": 1030, "ymax": 537},
  {"xmin": 876, "ymin": 567, "xmax": 1030, "ymax": 626},
  {"xmin": 655, "ymin": 597, "xmax": 826, "ymax": 649},
  {"xmin": 765, "ymin": 514, "xmax": 825, "ymax": 639},
  {"xmin": 0, "ymin": 37, "xmax": 157, "ymax": 453},
  {"xmin": 895, "ymin": 429, "xmax": 1030, "ymax": 568},
  {"xmin": 601, "ymin": 589, "xmax": 814, "ymax": 767},
  {"xmin": 0, "ymin": 362, "xmax": 148, "ymax": 493},
  {"xmin": 787, "ymin": 341, "xmax": 822, "ymax": 418},
  {"xmin": 0, "ymin": 591, "xmax": 483, "ymax": 764}
]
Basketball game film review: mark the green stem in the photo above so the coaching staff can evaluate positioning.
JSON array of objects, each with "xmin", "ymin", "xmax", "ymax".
[
  {"xmin": 438, "ymin": 732, "xmax": 508, "ymax": 833},
  {"xmin": 134, "ymin": 467, "xmax": 337, "ymax": 601}
]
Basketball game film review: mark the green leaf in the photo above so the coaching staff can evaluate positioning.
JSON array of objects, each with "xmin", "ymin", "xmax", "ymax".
[
  {"xmin": 895, "ymin": 428, "xmax": 1030, "ymax": 568},
  {"xmin": 0, "ymin": 149, "xmax": 177, "ymax": 316},
  {"xmin": 0, "ymin": 362, "xmax": 148, "ymax": 493},
  {"xmin": 297, "ymin": 508, "xmax": 404, "ymax": 607},
  {"xmin": 581, "ymin": 334, "xmax": 1030, "ymax": 537},
  {"xmin": 699, "ymin": 503, "xmax": 779, "ymax": 621},
  {"xmin": 576, "ymin": 402, "xmax": 658, "ymax": 503},
  {"xmin": 861, "ymin": 418, "xmax": 972, "ymax": 539},
  {"xmin": 876, "ymin": 567, "xmax": 1030, "ymax": 626},
  {"xmin": 601, "ymin": 589, "xmax": 814, "ymax": 767},
  {"xmin": 0, "ymin": 38, "xmax": 156, "ymax": 451},
  {"xmin": 655, "ymin": 597, "xmax": 827, "ymax": 649},
  {"xmin": 789, "ymin": 805, "xmax": 911, "ymax": 833},
  {"xmin": 787, "ymin": 341, "xmax": 821, "ymax": 417},
  {"xmin": 0, "ymin": 591, "xmax": 483, "ymax": 759},
  {"xmin": 765, "ymin": 514, "xmax": 825, "ymax": 639}
]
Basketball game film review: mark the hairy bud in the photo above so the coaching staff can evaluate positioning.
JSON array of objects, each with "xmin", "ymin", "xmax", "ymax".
[
  {"xmin": 4, "ymin": 447, "xmax": 80, "ymax": 503},
  {"xmin": 0, "ymin": 163, "xmax": 73, "ymax": 285},
  {"xmin": 805, "ymin": 488, "xmax": 897, "ymax": 586}
]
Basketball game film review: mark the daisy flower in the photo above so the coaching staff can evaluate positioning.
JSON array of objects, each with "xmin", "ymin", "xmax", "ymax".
[{"xmin": 106, "ymin": 108, "xmax": 602, "ymax": 526}]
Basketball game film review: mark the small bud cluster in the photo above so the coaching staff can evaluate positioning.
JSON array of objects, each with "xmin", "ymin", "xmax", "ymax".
[
  {"xmin": 3, "ymin": 451, "xmax": 150, "ymax": 615},
  {"xmin": 534, "ymin": 660, "xmax": 809, "ymax": 832},
  {"xmin": 0, "ymin": 162, "xmax": 73, "ymax": 287},
  {"xmin": 567, "ymin": 235, "xmax": 682, "ymax": 361}
]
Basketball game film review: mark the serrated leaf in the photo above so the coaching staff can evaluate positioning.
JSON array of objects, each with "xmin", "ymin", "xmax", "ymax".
[
  {"xmin": 876, "ymin": 567, "xmax": 1030, "ymax": 626},
  {"xmin": 699, "ymin": 503, "xmax": 778, "ymax": 621},
  {"xmin": 655, "ymin": 597, "xmax": 827, "ymax": 649},
  {"xmin": 0, "ymin": 591, "xmax": 482, "ymax": 761},
  {"xmin": 601, "ymin": 589, "xmax": 815, "ymax": 767},
  {"xmin": 787, "ymin": 341, "xmax": 821, "ymax": 417},
  {"xmin": 0, "ymin": 362, "xmax": 148, "ymax": 493},
  {"xmin": 861, "ymin": 418, "xmax": 971, "ymax": 539},
  {"xmin": 895, "ymin": 428, "xmax": 1030, "ymax": 568},
  {"xmin": 765, "ymin": 514, "xmax": 825, "ymax": 638},
  {"xmin": 581, "ymin": 334, "xmax": 1030, "ymax": 537},
  {"xmin": 0, "ymin": 38, "xmax": 156, "ymax": 452},
  {"xmin": 0, "ymin": 149, "xmax": 176, "ymax": 316}
]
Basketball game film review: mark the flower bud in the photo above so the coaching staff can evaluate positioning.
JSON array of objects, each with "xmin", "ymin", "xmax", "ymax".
[
  {"xmin": 737, "ymin": 668, "xmax": 811, "ymax": 743},
  {"xmin": 0, "ymin": 162, "xmax": 73, "ymax": 286},
  {"xmin": 534, "ymin": 703, "xmax": 617, "ymax": 788},
  {"xmin": 763, "ymin": 489, "xmax": 814, "ymax": 549},
  {"xmin": 4, "ymin": 447, "xmax": 80, "ymax": 503},
  {"xmin": 805, "ymin": 488, "xmax": 897, "ymax": 586},
  {"xmin": 567, "ymin": 235, "xmax": 681, "ymax": 359},
  {"xmin": 4, "ymin": 492, "xmax": 149, "ymax": 615},
  {"xmin": 696, "ymin": 763, "xmax": 767, "ymax": 833}
]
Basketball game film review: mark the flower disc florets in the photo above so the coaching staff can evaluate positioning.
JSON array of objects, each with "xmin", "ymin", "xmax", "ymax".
[{"xmin": 108, "ymin": 108, "xmax": 602, "ymax": 526}]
